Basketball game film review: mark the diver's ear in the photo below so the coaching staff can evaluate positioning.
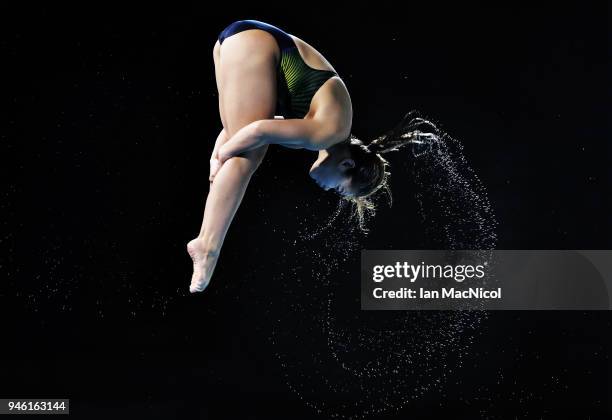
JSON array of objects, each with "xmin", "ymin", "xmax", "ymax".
[{"xmin": 339, "ymin": 158, "xmax": 355, "ymax": 171}]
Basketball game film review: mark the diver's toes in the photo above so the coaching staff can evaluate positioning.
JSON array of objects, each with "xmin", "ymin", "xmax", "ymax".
[{"xmin": 189, "ymin": 276, "xmax": 209, "ymax": 293}]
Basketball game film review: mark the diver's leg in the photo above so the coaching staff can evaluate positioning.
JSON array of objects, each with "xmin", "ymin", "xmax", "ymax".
[
  {"xmin": 212, "ymin": 40, "xmax": 228, "ymax": 134},
  {"xmin": 188, "ymin": 31, "xmax": 278, "ymax": 293}
]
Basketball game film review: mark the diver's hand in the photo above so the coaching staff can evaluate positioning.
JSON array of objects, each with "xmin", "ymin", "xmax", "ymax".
[{"xmin": 209, "ymin": 157, "xmax": 221, "ymax": 182}]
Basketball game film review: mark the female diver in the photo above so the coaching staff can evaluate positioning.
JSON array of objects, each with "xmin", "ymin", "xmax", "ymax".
[{"xmin": 188, "ymin": 20, "xmax": 433, "ymax": 293}]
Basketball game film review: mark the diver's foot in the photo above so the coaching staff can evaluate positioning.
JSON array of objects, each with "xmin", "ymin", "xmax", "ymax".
[{"xmin": 187, "ymin": 238, "xmax": 219, "ymax": 293}]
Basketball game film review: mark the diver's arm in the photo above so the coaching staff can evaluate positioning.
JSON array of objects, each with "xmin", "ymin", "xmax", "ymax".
[{"xmin": 217, "ymin": 118, "xmax": 341, "ymax": 163}]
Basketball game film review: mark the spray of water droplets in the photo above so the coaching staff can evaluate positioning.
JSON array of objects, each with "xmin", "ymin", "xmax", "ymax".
[{"xmin": 268, "ymin": 110, "xmax": 498, "ymax": 418}]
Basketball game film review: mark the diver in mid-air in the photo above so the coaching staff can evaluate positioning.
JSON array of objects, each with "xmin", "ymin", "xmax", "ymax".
[{"xmin": 188, "ymin": 20, "xmax": 433, "ymax": 292}]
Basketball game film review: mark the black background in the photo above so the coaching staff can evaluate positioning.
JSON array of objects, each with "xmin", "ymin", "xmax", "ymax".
[{"xmin": 2, "ymin": 1, "xmax": 610, "ymax": 419}]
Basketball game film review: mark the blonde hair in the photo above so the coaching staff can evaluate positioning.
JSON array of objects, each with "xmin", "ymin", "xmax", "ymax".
[{"xmin": 341, "ymin": 110, "xmax": 437, "ymax": 232}]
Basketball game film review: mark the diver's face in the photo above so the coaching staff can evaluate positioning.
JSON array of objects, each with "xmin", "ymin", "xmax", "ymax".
[{"xmin": 309, "ymin": 151, "xmax": 355, "ymax": 196}]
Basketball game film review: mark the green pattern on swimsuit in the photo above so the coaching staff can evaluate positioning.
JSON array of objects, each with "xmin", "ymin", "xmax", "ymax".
[{"xmin": 278, "ymin": 47, "xmax": 337, "ymax": 119}]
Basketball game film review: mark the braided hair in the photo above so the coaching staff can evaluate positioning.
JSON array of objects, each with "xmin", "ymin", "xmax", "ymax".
[{"xmin": 342, "ymin": 110, "xmax": 439, "ymax": 231}]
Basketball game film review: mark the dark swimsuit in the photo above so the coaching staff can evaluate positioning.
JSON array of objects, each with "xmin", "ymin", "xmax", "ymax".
[{"xmin": 218, "ymin": 20, "xmax": 339, "ymax": 119}]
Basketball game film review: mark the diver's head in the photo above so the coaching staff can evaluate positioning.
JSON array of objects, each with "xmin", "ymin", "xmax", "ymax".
[
  {"xmin": 309, "ymin": 136, "xmax": 388, "ymax": 197},
  {"xmin": 308, "ymin": 110, "xmax": 438, "ymax": 230},
  {"xmin": 309, "ymin": 136, "xmax": 391, "ymax": 231}
]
